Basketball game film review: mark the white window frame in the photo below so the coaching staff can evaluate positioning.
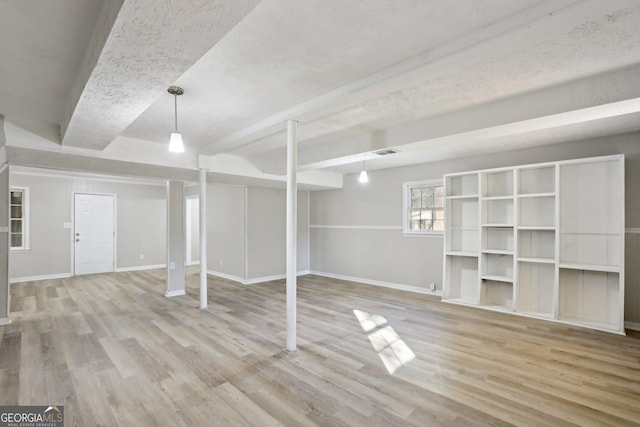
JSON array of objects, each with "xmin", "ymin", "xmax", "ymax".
[
  {"xmin": 10, "ymin": 186, "xmax": 30, "ymax": 251},
  {"xmin": 403, "ymin": 179, "xmax": 444, "ymax": 235}
]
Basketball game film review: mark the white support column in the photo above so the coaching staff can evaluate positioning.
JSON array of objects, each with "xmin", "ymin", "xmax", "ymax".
[
  {"xmin": 286, "ymin": 119, "xmax": 298, "ymax": 352},
  {"xmin": 199, "ymin": 169, "xmax": 208, "ymax": 309},
  {"xmin": 166, "ymin": 181, "xmax": 186, "ymax": 297}
]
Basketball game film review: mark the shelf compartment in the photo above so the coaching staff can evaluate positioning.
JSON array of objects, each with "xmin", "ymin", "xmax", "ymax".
[
  {"xmin": 559, "ymin": 233, "xmax": 621, "ymax": 268},
  {"xmin": 518, "ymin": 195, "xmax": 554, "ymax": 227},
  {"xmin": 560, "ymin": 160, "xmax": 622, "ymax": 236},
  {"xmin": 482, "ymin": 253, "xmax": 513, "ymax": 280},
  {"xmin": 448, "ymin": 229, "xmax": 479, "ymax": 253},
  {"xmin": 482, "ymin": 198, "xmax": 514, "ymax": 225},
  {"xmin": 518, "ymin": 229, "xmax": 555, "ymax": 260},
  {"xmin": 558, "ymin": 269, "xmax": 620, "ymax": 331},
  {"xmin": 481, "ymin": 280, "xmax": 514, "ymax": 310},
  {"xmin": 482, "ymin": 170, "xmax": 513, "ymax": 198},
  {"xmin": 444, "ymin": 255, "xmax": 479, "ymax": 304},
  {"xmin": 518, "ymin": 166, "xmax": 555, "ymax": 194},
  {"xmin": 448, "ymin": 198, "xmax": 478, "ymax": 228},
  {"xmin": 483, "ymin": 226, "xmax": 514, "ymax": 252},
  {"xmin": 517, "ymin": 262, "xmax": 554, "ymax": 316},
  {"xmin": 447, "ymin": 174, "xmax": 478, "ymax": 197}
]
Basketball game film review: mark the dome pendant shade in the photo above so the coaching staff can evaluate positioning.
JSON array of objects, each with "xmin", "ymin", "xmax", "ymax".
[{"xmin": 358, "ymin": 169, "xmax": 369, "ymax": 183}]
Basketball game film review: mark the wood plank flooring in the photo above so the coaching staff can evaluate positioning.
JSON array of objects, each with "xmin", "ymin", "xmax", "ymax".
[{"xmin": 1, "ymin": 269, "xmax": 640, "ymax": 426}]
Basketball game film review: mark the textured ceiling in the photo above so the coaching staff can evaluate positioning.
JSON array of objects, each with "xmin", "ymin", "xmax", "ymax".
[{"xmin": 2, "ymin": 0, "xmax": 640, "ymax": 183}]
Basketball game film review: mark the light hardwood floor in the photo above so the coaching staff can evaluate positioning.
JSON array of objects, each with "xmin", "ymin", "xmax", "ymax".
[{"xmin": 1, "ymin": 269, "xmax": 639, "ymax": 426}]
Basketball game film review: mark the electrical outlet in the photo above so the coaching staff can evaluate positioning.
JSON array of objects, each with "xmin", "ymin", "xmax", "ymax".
[
  {"xmin": 429, "ymin": 283, "xmax": 436, "ymax": 292},
  {"xmin": 140, "ymin": 254, "xmax": 145, "ymax": 260},
  {"xmin": 170, "ymin": 262, "xmax": 175, "ymax": 270},
  {"xmin": 219, "ymin": 259, "xmax": 223, "ymax": 266}
]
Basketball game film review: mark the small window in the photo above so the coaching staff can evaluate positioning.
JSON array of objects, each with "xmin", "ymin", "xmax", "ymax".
[
  {"xmin": 403, "ymin": 180, "xmax": 444, "ymax": 234},
  {"xmin": 10, "ymin": 187, "xmax": 29, "ymax": 250}
]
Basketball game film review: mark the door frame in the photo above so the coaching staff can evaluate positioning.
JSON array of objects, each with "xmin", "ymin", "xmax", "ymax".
[{"xmin": 71, "ymin": 192, "xmax": 117, "ymax": 276}]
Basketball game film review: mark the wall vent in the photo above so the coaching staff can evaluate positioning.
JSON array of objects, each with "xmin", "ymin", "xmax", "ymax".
[{"xmin": 374, "ymin": 149, "xmax": 398, "ymax": 156}]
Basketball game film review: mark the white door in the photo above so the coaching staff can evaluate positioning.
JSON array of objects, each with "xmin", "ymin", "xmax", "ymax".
[{"xmin": 74, "ymin": 194, "xmax": 115, "ymax": 275}]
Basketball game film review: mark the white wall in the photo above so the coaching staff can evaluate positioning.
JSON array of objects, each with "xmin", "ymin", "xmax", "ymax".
[
  {"xmin": 246, "ymin": 187, "xmax": 309, "ymax": 280},
  {"xmin": 310, "ymin": 133, "xmax": 640, "ymax": 323},
  {"xmin": 9, "ymin": 170, "xmax": 167, "ymax": 280},
  {"xmin": 206, "ymin": 183, "xmax": 310, "ymax": 282},
  {"xmin": 206, "ymin": 184, "xmax": 246, "ymax": 280}
]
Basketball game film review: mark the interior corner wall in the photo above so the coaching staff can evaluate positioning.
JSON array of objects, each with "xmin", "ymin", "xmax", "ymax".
[
  {"xmin": 309, "ymin": 133, "xmax": 640, "ymax": 324},
  {"xmin": 206, "ymin": 184, "xmax": 246, "ymax": 280},
  {"xmin": 8, "ymin": 171, "xmax": 167, "ymax": 280},
  {"xmin": 246, "ymin": 188, "xmax": 309, "ymax": 280}
]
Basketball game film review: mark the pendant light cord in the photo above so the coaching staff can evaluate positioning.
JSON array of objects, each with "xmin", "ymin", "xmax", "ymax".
[{"xmin": 174, "ymin": 93, "xmax": 178, "ymax": 133}]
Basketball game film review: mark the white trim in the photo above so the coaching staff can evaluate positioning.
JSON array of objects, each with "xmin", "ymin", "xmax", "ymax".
[
  {"xmin": 403, "ymin": 179, "xmax": 444, "ymax": 235},
  {"xmin": 308, "ymin": 270, "xmax": 442, "ymax": 296},
  {"xmin": 245, "ymin": 274, "xmax": 286, "ymax": 285},
  {"xmin": 11, "ymin": 166, "xmax": 167, "ymax": 186},
  {"xmin": 208, "ymin": 270, "xmax": 246, "ymax": 284},
  {"xmin": 10, "ymin": 272, "xmax": 72, "ymax": 284},
  {"xmin": 115, "ymin": 264, "xmax": 165, "ymax": 272},
  {"xmin": 402, "ymin": 232, "xmax": 444, "ymax": 238},
  {"xmin": 310, "ymin": 224, "xmax": 402, "ymax": 230},
  {"xmin": 186, "ymin": 261, "xmax": 200, "ymax": 267},
  {"xmin": 0, "ymin": 317, "xmax": 11, "ymax": 326},
  {"xmin": 625, "ymin": 321, "xmax": 640, "ymax": 332},
  {"xmin": 165, "ymin": 289, "xmax": 186, "ymax": 297},
  {"xmin": 207, "ymin": 269, "xmax": 311, "ymax": 285},
  {"xmin": 626, "ymin": 228, "xmax": 640, "ymax": 234}
]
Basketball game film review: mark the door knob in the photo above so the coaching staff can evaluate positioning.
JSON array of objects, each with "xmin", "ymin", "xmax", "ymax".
[{"xmin": 75, "ymin": 239, "xmax": 80, "ymax": 242}]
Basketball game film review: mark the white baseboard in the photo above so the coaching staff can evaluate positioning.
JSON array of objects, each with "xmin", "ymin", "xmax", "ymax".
[
  {"xmin": 186, "ymin": 261, "xmax": 200, "ymax": 266},
  {"xmin": 116, "ymin": 264, "xmax": 166, "ymax": 272},
  {"xmin": 207, "ymin": 270, "xmax": 311, "ymax": 285},
  {"xmin": 625, "ymin": 321, "xmax": 640, "ymax": 332},
  {"xmin": 207, "ymin": 270, "xmax": 246, "ymax": 284},
  {"xmin": 307, "ymin": 270, "xmax": 442, "ymax": 297},
  {"xmin": 0, "ymin": 317, "xmax": 11, "ymax": 326},
  {"xmin": 10, "ymin": 273, "xmax": 73, "ymax": 284},
  {"xmin": 165, "ymin": 289, "xmax": 186, "ymax": 297}
]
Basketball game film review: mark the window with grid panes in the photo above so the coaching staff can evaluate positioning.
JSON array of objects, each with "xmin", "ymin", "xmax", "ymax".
[
  {"xmin": 403, "ymin": 180, "xmax": 444, "ymax": 234},
  {"xmin": 10, "ymin": 187, "xmax": 29, "ymax": 250}
]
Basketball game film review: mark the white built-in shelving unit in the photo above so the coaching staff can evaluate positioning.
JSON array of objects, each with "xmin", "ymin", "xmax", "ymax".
[{"xmin": 442, "ymin": 155, "xmax": 625, "ymax": 334}]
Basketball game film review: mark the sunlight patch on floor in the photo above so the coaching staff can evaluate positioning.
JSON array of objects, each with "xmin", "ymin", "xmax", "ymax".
[{"xmin": 353, "ymin": 309, "xmax": 416, "ymax": 374}]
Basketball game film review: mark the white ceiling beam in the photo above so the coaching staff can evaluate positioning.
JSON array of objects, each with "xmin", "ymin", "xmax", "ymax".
[
  {"xmin": 249, "ymin": 62, "xmax": 640, "ymax": 174},
  {"xmin": 202, "ymin": 0, "xmax": 629, "ymax": 156}
]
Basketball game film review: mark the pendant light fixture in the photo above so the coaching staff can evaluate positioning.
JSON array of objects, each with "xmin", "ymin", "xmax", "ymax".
[
  {"xmin": 358, "ymin": 160, "xmax": 369, "ymax": 183},
  {"xmin": 167, "ymin": 86, "xmax": 185, "ymax": 153}
]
